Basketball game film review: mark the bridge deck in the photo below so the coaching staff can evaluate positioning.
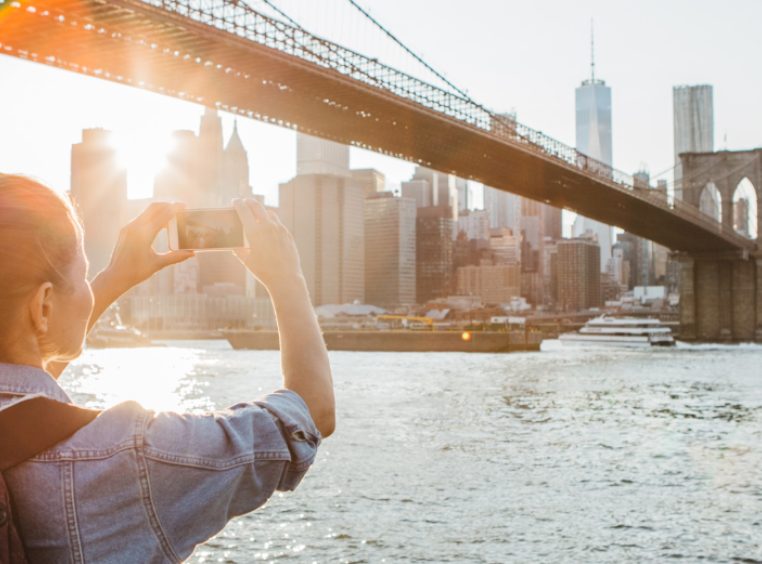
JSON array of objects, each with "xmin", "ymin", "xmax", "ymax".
[{"xmin": 0, "ymin": 0, "xmax": 756, "ymax": 254}]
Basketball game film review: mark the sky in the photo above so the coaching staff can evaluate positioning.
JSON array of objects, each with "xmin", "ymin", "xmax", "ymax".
[{"xmin": 0, "ymin": 0, "xmax": 760, "ymax": 209}]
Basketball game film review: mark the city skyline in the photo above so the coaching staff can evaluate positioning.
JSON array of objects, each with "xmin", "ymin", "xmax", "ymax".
[{"xmin": 1, "ymin": 0, "xmax": 760, "ymax": 211}]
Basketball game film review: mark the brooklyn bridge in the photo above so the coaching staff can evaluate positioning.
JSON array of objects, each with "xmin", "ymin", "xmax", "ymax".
[{"xmin": 1, "ymin": 0, "xmax": 760, "ymax": 340}]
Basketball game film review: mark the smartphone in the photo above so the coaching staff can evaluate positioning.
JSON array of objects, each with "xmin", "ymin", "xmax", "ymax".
[{"xmin": 168, "ymin": 208, "xmax": 246, "ymax": 251}]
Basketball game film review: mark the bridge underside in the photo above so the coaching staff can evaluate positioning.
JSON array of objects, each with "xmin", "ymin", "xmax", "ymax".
[{"xmin": 2, "ymin": 0, "xmax": 756, "ymax": 256}]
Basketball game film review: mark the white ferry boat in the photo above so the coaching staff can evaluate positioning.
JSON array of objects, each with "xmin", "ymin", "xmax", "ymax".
[{"xmin": 559, "ymin": 315, "xmax": 675, "ymax": 348}]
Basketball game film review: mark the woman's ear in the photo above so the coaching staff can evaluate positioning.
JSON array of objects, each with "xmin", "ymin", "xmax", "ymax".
[{"xmin": 28, "ymin": 282, "xmax": 55, "ymax": 335}]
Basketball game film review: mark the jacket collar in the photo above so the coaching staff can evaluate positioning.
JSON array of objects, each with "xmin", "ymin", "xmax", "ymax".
[{"xmin": 0, "ymin": 363, "xmax": 72, "ymax": 403}]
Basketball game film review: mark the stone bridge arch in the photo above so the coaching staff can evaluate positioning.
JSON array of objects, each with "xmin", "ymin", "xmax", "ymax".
[{"xmin": 680, "ymin": 148, "xmax": 762, "ymax": 241}]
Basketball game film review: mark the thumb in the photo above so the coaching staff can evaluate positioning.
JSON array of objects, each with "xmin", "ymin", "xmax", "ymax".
[
  {"xmin": 159, "ymin": 249, "xmax": 195, "ymax": 268},
  {"xmin": 234, "ymin": 248, "xmax": 251, "ymax": 263}
]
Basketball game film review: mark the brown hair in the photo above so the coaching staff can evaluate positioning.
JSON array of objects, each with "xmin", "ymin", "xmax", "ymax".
[{"xmin": 0, "ymin": 175, "xmax": 83, "ymax": 333}]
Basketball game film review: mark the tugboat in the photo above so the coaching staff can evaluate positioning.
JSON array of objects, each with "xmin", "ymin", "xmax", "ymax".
[
  {"xmin": 87, "ymin": 305, "xmax": 151, "ymax": 348},
  {"xmin": 559, "ymin": 315, "xmax": 675, "ymax": 347}
]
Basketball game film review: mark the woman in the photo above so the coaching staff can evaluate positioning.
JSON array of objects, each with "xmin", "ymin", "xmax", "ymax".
[{"xmin": 0, "ymin": 174, "xmax": 335, "ymax": 562}]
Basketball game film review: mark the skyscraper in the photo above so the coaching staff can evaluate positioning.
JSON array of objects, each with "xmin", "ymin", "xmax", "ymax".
[
  {"xmin": 364, "ymin": 192, "xmax": 417, "ymax": 307},
  {"xmin": 673, "ymin": 84, "xmax": 714, "ymax": 199},
  {"xmin": 483, "ymin": 186, "xmax": 521, "ymax": 234},
  {"xmin": 455, "ymin": 177, "xmax": 469, "ymax": 212},
  {"xmin": 556, "ymin": 237, "xmax": 601, "ymax": 312},
  {"xmin": 297, "ymin": 133, "xmax": 350, "ymax": 177},
  {"xmin": 352, "ymin": 168, "xmax": 385, "ymax": 197},
  {"xmin": 70, "ymin": 128, "xmax": 128, "ymax": 276},
  {"xmin": 416, "ymin": 206, "xmax": 454, "ymax": 304},
  {"xmin": 405, "ymin": 166, "xmax": 458, "ymax": 221},
  {"xmin": 574, "ymin": 26, "xmax": 613, "ymax": 272},
  {"xmin": 279, "ymin": 134, "xmax": 365, "ymax": 305}
]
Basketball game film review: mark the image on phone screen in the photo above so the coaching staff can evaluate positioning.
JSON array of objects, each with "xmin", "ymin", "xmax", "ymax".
[{"xmin": 176, "ymin": 209, "xmax": 244, "ymax": 250}]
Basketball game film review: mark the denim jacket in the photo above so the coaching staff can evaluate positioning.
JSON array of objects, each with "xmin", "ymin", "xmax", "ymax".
[{"xmin": 0, "ymin": 363, "xmax": 321, "ymax": 563}]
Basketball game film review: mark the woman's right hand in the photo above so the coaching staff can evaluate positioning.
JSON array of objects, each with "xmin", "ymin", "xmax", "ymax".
[{"xmin": 233, "ymin": 198, "xmax": 305, "ymax": 293}]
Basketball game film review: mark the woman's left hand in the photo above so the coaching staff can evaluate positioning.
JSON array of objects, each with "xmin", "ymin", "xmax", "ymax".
[{"xmin": 99, "ymin": 202, "xmax": 194, "ymax": 295}]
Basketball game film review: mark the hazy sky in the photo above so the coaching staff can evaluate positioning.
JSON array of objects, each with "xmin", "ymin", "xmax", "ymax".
[{"xmin": 1, "ymin": 0, "xmax": 760, "ymax": 206}]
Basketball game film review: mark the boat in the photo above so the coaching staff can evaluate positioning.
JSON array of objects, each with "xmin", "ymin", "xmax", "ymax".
[
  {"xmin": 559, "ymin": 315, "xmax": 675, "ymax": 347},
  {"xmin": 87, "ymin": 305, "xmax": 152, "ymax": 348},
  {"xmin": 222, "ymin": 329, "xmax": 543, "ymax": 353}
]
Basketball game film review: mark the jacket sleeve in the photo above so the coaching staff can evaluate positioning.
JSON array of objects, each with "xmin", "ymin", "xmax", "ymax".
[{"xmin": 141, "ymin": 389, "xmax": 321, "ymax": 560}]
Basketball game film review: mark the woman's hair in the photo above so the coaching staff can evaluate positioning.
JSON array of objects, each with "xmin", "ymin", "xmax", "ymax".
[{"xmin": 0, "ymin": 174, "xmax": 83, "ymax": 316}]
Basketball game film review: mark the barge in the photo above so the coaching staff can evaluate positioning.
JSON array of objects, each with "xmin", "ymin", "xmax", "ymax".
[{"xmin": 223, "ymin": 329, "xmax": 542, "ymax": 353}]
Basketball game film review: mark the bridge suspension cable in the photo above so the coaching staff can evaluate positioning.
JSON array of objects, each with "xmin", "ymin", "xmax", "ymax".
[
  {"xmin": 256, "ymin": 0, "xmax": 303, "ymax": 29},
  {"xmin": 344, "ymin": 0, "xmax": 472, "ymax": 101}
]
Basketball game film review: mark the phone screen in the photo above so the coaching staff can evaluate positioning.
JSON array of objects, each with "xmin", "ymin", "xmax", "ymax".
[{"xmin": 176, "ymin": 209, "xmax": 244, "ymax": 250}]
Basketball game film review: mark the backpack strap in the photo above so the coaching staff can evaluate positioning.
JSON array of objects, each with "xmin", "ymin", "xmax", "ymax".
[
  {"xmin": 0, "ymin": 396, "xmax": 101, "ymax": 562},
  {"xmin": 0, "ymin": 396, "xmax": 101, "ymax": 471}
]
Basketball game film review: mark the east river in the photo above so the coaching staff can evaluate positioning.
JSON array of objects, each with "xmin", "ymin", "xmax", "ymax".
[{"xmin": 61, "ymin": 340, "xmax": 762, "ymax": 563}]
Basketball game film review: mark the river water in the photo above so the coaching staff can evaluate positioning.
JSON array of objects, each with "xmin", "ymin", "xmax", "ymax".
[{"xmin": 61, "ymin": 340, "xmax": 762, "ymax": 563}]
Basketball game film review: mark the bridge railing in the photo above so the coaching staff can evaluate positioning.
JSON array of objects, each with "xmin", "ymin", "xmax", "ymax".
[{"xmin": 146, "ymin": 0, "xmax": 749, "ymax": 246}]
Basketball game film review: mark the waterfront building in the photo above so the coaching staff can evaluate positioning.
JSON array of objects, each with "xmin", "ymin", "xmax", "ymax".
[
  {"xmin": 521, "ymin": 270, "xmax": 544, "ymax": 307},
  {"xmin": 453, "ymin": 230, "xmax": 486, "ymax": 270},
  {"xmin": 455, "ymin": 177, "xmax": 469, "ymax": 212},
  {"xmin": 457, "ymin": 209, "xmax": 490, "ymax": 241},
  {"xmin": 542, "ymin": 239, "xmax": 559, "ymax": 309},
  {"xmin": 487, "ymin": 228, "xmax": 521, "ymax": 264},
  {"xmin": 364, "ymin": 192, "xmax": 417, "ymax": 307},
  {"xmin": 574, "ymin": 30, "xmax": 613, "ymax": 273},
  {"xmin": 456, "ymin": 263, "xmax": 521, "ymax": 306},
  {"xmin": 296, "ymin": 133, "xmax": 350, "ymax": 177},
  {"xmin": 401, "ymin": 179, "xmax": 432, "ymax": 208},
  {"xmin": 673, "ymin": 84, "xmax": 714, "ymax": 199},
  {"xmin": 352, "ymin": 168, "xmax": 386, "ymax": 197},
  {"xmin": 483, "ymin": 186, "xmax": 521, "ymax": 233},
  {"xmin": 279, "ymin": 133, "xmax": 364, "ymax": 306},
  {"xmin": 542, "ymin": 205, "xmax": 563, "ymax": 241},
  {"xmin": 70, "ymin": 128, "xmax": 128, "ymax": 277},
  {"xmin": 600, "ymin": 272, "xmax": 622, "ymax": 303},
  {"xmin": 556, "ymin": 237, "xmax": 601, "ymax": 312},
  {"xmin": 406, "ymin": 167, "xmax": 458, "ymax": 221},
  {"xmin": 221, "ymin": 122, "xmax": 252, "ymax": 204},
  {"xmin": 126, "ymin": 294, "xmax": 266, "ymax": 331},
  {"xmin": 416, "ymin": 206, "xmax": 455, "ymax": 304},
  {"xmin": 609, "ymin": 243, "xmax": 630, "ymax": 288},
  {"xmin": 154, "ymin": 130, "xmax": 203, "ymax": 205},
  {"xmin": 616, "ymin": 232, "xmax": 655, "ymax": 289},
  {"xmin": 197, "ymin": 106, "xmax": 225, "ymax": 203},
  {"xmin": 279, "ymin": 174, "xmax": 364, "ymax": 306}
]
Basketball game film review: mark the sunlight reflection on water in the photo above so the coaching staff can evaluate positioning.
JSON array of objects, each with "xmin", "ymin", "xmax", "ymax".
[
  {"xmin": 60, "ymin": 340, "xmax": 762, "ymax": 563},
  {"xmin": 62, "ymin": 344, "xmax": 212, "ymax": 412}
]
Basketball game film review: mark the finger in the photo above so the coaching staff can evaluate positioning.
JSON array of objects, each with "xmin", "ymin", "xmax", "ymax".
[
  {"xmin": 234, "ymin": 248, "xmax": 250, "ymax": 262},
  {"xmin": 157, "ymin": 249, "xmax": 195, "ymax": 268},
  {"xmin": 234, "ymin": 198, "xmax": 259, "ymax": 233},
  {"xmin": 267, "ymin": 209, "xmax": 283, "ymax": 225},
  {"xmin": 149, "ymin": 203, "xmax": 184, "ymax": 239},
  {"xmin": 245, "ymin": 198, "xmax": 270, "ymax": 224},
  {"xmin": 130, "ymin": 202, "xmax": 180, "ymax": 240},
  {"xmin": 134, "ymin": 202, "xmax": 167, "ymax": 226}
]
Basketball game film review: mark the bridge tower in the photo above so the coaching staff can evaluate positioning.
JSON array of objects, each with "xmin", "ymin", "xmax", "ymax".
[{"xmin": 677, "ymin": 149, "xmax": 762, "ymax": 341}]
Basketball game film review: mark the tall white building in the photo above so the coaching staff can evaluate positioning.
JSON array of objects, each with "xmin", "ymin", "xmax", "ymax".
[
  {"xmin": 483, "ymin": 186, "xmax": 521, "ymax": 234},
  {"xmin": 279, "ymin": 134, "xmax": 365, "ymax": 305},
  {"xmin": 402, "ymin": 167, "xmax": 458, "ymax": 220},
  {"xmin": 364, "ymin": 192, "xmax": 417, "ymax": 307},
  {"xmin": 574, "ymin": 29, "xmax": 613, "ymax": 272},
  {"xmin": 296, "ymin": 133, "xmax": 350, "ymax": 177},
  {"xmin": 673, "ymin": 84, "xmax": 714, "ymax": 200}
]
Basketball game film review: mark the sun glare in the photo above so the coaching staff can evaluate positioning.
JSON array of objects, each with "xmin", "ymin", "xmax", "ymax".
[{"xmin": 110, "ymin": 130, "xmax": 174, "ymax": 199}]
